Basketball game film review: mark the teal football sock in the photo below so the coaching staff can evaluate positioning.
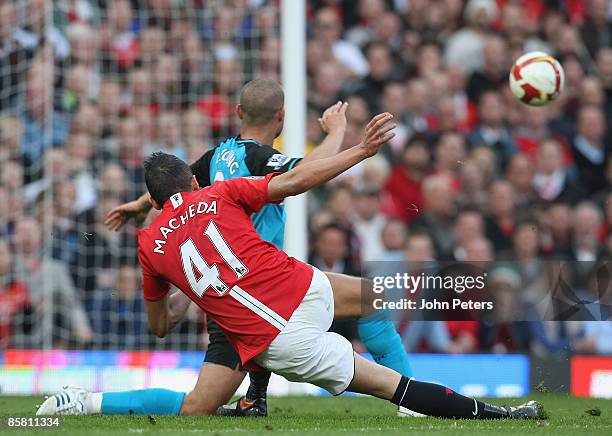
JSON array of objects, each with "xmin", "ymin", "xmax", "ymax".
[
  {"xmin": 101, "ymin": 389, "xmax": 185, "ymax": 415},
  {"xmin": 358, "ymin": 310, "xmax": 412, "ymax": 377}
]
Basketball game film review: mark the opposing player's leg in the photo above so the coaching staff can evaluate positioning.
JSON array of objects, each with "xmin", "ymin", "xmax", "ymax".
[
  {"xmin": 37, "ymin": 319, "xmax": 246, "ymax": 417},
  {"xmin": 36, "ymin": 363, "xmax": 243, "ymax": 416},
  {"xmin": 325, "ymin": 272, "xmax": 413, "ymax": 378},
  {"xmin": 36, "ymin": 386, "xmax": 184, "ymax": 416}
]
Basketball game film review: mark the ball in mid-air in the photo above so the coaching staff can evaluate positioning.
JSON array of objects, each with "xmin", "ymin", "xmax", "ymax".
[{"xmin": 509, "ymin": 51, "xmax": 565, "ymax": 106}]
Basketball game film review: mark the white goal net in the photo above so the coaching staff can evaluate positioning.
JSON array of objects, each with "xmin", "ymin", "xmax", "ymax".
[{"xmin": 0, "ymin": 0, "xmax": 281, "ymax": 353}]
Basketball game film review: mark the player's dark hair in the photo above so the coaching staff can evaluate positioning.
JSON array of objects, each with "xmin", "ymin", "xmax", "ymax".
[
  {"xmin": 144, "ymin": 152, "xmax": 193, "ymax": 206},
  {"xmin": 239, "ymin": 78, "xmax": 284, "ymax": 126}
]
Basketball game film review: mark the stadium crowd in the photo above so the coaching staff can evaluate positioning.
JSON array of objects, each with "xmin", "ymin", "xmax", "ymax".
[{"xmin": 0, "ymin": 0, "xmax": 610, "ymax": 356}]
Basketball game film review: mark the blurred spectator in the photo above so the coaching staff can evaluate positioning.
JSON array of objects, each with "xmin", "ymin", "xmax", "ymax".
[
  {"xmin": 310, "ymin": 222, "xmax": 360, "ymax": 276},
  {"xmin": 597, "ymin": 47, "xmax": 612, "ymax": 119},
  {"xmin": 466, "ymin": 35, "xmax": 509, "ymax": 103},
  {"xmin": 0, "ymin": 1, "xmax": 27, "ymax": 111},
  {"xmin": 352, "ymin": 186, "xmax": 386, "ymax": 266},
  {"xmin": 49, "ymin": 179, "xmax": 81, "ymax": 266},
  {"xmin": 196, "ymin": 58, "xmax": 241, "ymax": 133},
  {"xmin": 542, "ymin": 201, "xmax": 573, "ymax": 258},
  {"xmin": 87, "ymin": 265, "xmax": 148, "ymax": 349},
  {"xmin": 479, "ymin": 265, "xmax": 531, "ymax": 353},
  {"xmin": 447, "ymin": 236, "xmax": 495, "ymax": 353},
  {"xmin": 75, "ymin": 191, "xmax": 137, "ymax": 293},
  {"xmin": 97, "ymin": 80, "xmax": 122, "ymax": 135},
  {"xmin": 14, "ymin": 0, "xmax": 70, "ymax": 61},
  {"xmin": 312, "ymin": 7, "xmax": 368, "ymax": 77},
  {"xmin": 379, "ymin": 219, "xmax": 407, "ymax": 258},
  {"xmin": 116, "ymin": 117, "xmax": 146, "ymax": 200},
  {"xmin": 396, "ymin": 233, "xmax": 455, "ymax": 353},
  {"xmin": 151, "ymin": 110, "xmax": 186, "ymax": 160},
  {"xmin": 571, "ymin": 202, "xmax": 603, "ymax": 262},
  {"xmin": 0, "ymin": 116, "xmax": 32, "ymax": 183},
  {"xmin": 404, "ymin": 78, "xmax": 434, "ymax": 136},
  {"xmin": 22, "ymin": 62, "xmax": 70, "ymax": 180},
  {"xmin": 444, "ymin": 0, "xmax": 498, "ymax": 74},
  {"xmin": 379, "ymin": 82, "xmax": 409, "ymax": 154},
  {"xmin": 346, "ymin": 42, "xmax": 402, "ymax": 111},
  {"xmin": 98, "ymin": 163, "xmax": 128, "ymax": 201},
  {"xmin": 506, "ymin": 153, "xmax": 536, "ymax": 207},
  {"xmin": 138, "ymin": 25, "xmax": 165, "ymax": 67},
  {"xmin": 571, "ymin": 105, "xmax": 609, "ymax": 194},
  {"xmin": 468, "ymin": 91, "xmax": 517, "ymax": 170},
  {"xmin": 100, "ymin": 0, "xmax": 139, "ymax": 72},
  {"xmin": 0, "ymin": 239, "xmax": 31, "ymax": 348},
  {"xmin": 580, "ymin": 0, "xmax": 612, "ymax": 57},
  {"xmin": 513, "ymin": 105, "xmax": 555, "ymax": 158},
  {"xmin": 533, "ymin": 139, "xmax": 577, "ymax": 202},
  {"xmin": 485, "ymin": 180, "xmax": 516, "ymax": 253},
  {"xmin": 434, "ymin": 133, "xmax": 466, "ymax": 180},
  {"xmin": 308, "ymin": 61, "xmax": 345, "ymax": 112},
  {"xmin": 452, "ymin": 209, "xmax": 485, "ymax": 261},
  {"xmin": 65, "ymin": 132, "xmax": 97, "ymax": 211},
  {"xmin": 72, "ymin": 103, "xmax": 103, "ymax": 142},
  {"xmin": 381, "ymin": 136, "xmax": 429, "ymax": 222},
  {"xmin": 456, "ymin": 158, "xmax": 488, "ymax": 211},
  {"xmin": 12, "ymin": 217, "xmax": 92, "ymax": 346},
  {"xmin": 411, "ymin": 174, "xmax": 456, "ymax": 260}
]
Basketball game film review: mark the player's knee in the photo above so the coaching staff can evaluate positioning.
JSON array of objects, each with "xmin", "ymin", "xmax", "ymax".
[{"xmin": 180, "ymin": 391, "xmax": 219, "ymax": 416}]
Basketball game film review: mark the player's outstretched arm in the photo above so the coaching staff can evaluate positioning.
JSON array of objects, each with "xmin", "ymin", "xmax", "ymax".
[
  {"xmin": 298, "ymin": 101, "xmax": 348, "ymax": 166},
  {"xmin": 268, "ymin": 113, "xmax": 395, "ymax": 201},
  {"xmin": 104, "ymin": 192, "xmax": 152, "ymax": 231}
]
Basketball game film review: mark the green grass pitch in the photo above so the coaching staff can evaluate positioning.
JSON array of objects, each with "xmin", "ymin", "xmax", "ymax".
[{"xmin": 0, "ymin": 394, "xmax": 610, "ymax": 435}]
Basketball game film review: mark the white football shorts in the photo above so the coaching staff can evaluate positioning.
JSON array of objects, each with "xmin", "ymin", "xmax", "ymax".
[{"xmin": 254, "ymin": 266, "xmax": 355, "ymax": 395}]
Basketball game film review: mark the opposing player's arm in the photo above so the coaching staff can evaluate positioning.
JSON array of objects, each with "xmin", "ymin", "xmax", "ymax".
[
  {"xmin": 244, "ymin": 101, "xmax": 347, "ymax": 176},
  {"xmin": 297, "ymin": 101, "xmax": 348, "ymax": 166},
  {"xmin": 104, "ymin": 192, "xmax": 152, "ymax": 231},
  {"xmin": 220, "ymin": 110, "xmax": 392, "ymax": 213},
  {"xmin": 105, "ymin": 150, "xmax": 214, "ymax": 231},
  {"xmin": 267, "ymin": 113, "xmax": 395, "ymax": 201}
]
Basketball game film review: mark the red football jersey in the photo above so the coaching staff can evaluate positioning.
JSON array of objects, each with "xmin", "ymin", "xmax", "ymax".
[{"xmin": 138, "ymin": 174, "xmax": 313, "ymax": 368}]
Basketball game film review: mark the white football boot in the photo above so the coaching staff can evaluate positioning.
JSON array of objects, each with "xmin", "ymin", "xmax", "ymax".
[
  {"xmin": 36, "ymin": 387, "xmax": 93, "ymax": 415},
  {"xmin": 397, "ymin": 405, "xmax": 427, "ymax": 418}
]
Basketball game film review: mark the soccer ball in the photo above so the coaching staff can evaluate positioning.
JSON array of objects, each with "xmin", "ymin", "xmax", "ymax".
[{"xmin": 509, "ymin": 51, "xmax": 565, "ymax": 106}]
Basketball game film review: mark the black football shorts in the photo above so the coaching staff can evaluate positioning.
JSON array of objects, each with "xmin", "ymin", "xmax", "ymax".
[{"xmin": 204, "ymin": 317, "xmax": 245, "ymax": 373}]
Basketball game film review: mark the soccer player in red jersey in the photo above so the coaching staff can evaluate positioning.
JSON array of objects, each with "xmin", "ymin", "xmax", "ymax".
[
  {"xmin": 134, "ymin": 115, "xmax": 542, "ymax": 420},
  {"xmin": 37, "ymin": 114, "xmax": 542, "ymax": 419}
]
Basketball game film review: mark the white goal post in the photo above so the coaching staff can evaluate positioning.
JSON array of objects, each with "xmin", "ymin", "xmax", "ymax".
[{"xmin": 281, "ymin": 0, "xmax": 308, "ymax": 262}]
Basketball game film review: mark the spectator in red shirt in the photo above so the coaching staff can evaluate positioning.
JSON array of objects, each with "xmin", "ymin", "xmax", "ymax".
[
  {"xmin": 0, "ymin": 239, "xmax": 30, "ymax": 348},
  {"xmin": 381, "ymin": 136, "xmax": 429, "ymax": 222}
]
